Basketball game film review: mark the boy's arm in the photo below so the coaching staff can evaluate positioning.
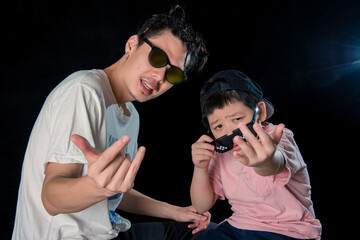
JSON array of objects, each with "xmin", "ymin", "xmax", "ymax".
[
  {"xmin": 190, "ymin": 166, "xmax": 218, "ymax": 213},
  {"xmin": 190, "ymin": 135, "xmax": 218, "ymax": 214},
  {"xmin": 253, "ymin": 149, "xmax": 285, "ymax": 176},
  {"xmin": 41, "ymin": 135, "xmax": 145, "ymax": 216}
]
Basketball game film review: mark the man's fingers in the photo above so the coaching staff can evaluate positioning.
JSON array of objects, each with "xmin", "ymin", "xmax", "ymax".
[
  {"xmin": 107, "ymin": 157, "xmax": 132, "ymax": 192},
  {"xmin": 107, "ymin": 147, "xmax": 145, "ymax": 192},
  {"xmin": 95, "ymin": 135, "xmax": 131, "ymax": 171},
  {"xmin": 121, "ymin": 146, "xmax": 145, "ymax": 190},
  {"xmin": 71, "ymin": 134, "xmax": 100, "ymax": 163}
]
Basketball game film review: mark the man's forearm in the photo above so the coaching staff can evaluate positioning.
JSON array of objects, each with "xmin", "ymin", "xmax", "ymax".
[
  {"xmin": 42, "ymin": 174, "xmax": 111, "ymax": 216},
  {"xmin": 41, "ymin": 163, "xmax": 112, "ymax": 216},
  {"xmin": 118, "ymin": 189, "xmax": 179, "ymax": 220}
]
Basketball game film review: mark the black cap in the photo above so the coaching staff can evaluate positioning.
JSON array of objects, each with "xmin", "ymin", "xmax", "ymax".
[{"xmin": 200, "ymin": 70, "xmax": 275, "ymax": 120}]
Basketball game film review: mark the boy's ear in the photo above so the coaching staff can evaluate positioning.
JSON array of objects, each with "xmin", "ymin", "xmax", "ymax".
[
  {"xmin": 257, "ymin": 101, "xmax": 267, "ymax": 122},
  {"xmin": 125, "ymin": 35, "xmax": 139, "ymax": 54}
]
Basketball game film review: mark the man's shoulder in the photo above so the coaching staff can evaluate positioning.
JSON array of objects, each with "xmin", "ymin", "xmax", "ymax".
[{"xmin": 52, "ymin": 69, "xmax": 109, "ymax": 97}]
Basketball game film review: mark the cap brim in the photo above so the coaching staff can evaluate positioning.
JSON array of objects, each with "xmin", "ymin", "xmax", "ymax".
[{"xmin": 263, "ymin": 98, "xmax": 274, "ymax": 120}]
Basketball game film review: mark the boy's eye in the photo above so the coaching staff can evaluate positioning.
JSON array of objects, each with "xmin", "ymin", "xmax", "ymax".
[
  {"xmin": 234, "ymin": 117, "xmax": 241, "ymax": 122},
  {"xmin": 214, "ymin": 124, "xmax": 222, "ymax": 130}
]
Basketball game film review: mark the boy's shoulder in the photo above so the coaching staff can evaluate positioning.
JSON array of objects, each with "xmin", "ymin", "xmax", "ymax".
[{"xmin": 262, "ymin": 122, "xmax": 294, "ymax": 138}]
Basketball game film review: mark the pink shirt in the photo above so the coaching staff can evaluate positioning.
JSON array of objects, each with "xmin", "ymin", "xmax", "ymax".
[{"xmin": 208, "ymin": 123, "xmax": 322, "ymax": 239}]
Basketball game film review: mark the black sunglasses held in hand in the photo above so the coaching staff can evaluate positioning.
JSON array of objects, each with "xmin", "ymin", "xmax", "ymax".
[
  {"xmin": 143, "ymin": 38, "xmax": 185, "ymax": 84},
  {"xmin": 210, "ymin": 106, "xmax": 259, "ymax": 153}
]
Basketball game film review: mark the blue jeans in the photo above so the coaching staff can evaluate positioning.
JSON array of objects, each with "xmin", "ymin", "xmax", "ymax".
[{"xmin": 199, "ymin": 221, "xmax": 312, "ymax": 240}]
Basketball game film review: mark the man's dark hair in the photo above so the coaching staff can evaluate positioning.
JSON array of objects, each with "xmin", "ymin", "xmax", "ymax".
[
  {"xmin": 201, "ymin": 79, "xmax": 261, "ymax": 130},
  {"xmin": 137, "ymin": 5, "xmax": 208, "ymax": 76}
]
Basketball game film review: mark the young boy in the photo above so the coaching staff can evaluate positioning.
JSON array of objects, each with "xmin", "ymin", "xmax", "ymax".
[
  {"xmin": 12, "ymin": 5, "xmax": 211, "ymax": 240},
  {"xmin": 190, "ymin": 70, "xmax": 322, "ymax": 239}
]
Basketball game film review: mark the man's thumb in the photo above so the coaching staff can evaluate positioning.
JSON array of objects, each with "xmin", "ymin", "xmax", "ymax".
[{"xmin": 71, "ymin": 134, "xmax": 100, "ymax": 163}]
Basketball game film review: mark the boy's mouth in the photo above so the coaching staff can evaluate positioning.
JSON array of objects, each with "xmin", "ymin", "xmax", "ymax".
[{"xmin": 232, "ymin": 144, "xmax": 240, "ymax": 151}]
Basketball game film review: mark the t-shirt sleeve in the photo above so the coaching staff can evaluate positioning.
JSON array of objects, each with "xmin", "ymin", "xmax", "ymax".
[
  {"xmin": 45, "ymin": 83, "xmax": 105, "ymax": 168},
  {"xmin": 208, "ymin": 154, "xmax": 226, "ymax": 200},
  {"xmin": 271, "ymin": 126, "xmax": 306, "ymax": 186}
]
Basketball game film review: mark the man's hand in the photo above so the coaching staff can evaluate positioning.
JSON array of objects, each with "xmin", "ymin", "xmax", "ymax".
[
  {"xmin": 173, "ymin": 206, "xmax": 211, "ymax": 234},
  {"xmin": 71, "ymin": 134, "xmax": 145, "ymax": 196}
]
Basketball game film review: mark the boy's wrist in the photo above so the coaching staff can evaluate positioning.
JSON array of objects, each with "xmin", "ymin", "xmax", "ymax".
[
  {"xmin": 194, "ymin": 165, "xmax": 209, "ymax": 175},
  {"xmin": 253, "ymin": 149, "xmax": 285, "ymax": 176}
]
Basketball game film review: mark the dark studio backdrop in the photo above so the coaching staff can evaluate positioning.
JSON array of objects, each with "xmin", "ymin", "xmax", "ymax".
[{"xmin": 1, "ymin": 0, "xmax": 359, "ymax": 239}]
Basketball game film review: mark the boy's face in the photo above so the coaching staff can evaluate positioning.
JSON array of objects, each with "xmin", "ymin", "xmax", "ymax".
[
  {"xmin": 124, "ymin": 30, "xmax": 188, "ymax": 103},
  {"xmin": 207, "ymin": 101, "xmax": 255, "ymax": 153}
]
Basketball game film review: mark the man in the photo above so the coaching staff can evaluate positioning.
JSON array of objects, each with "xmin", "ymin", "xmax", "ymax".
[{"xmin": 12, "ymin": 5, "xmax": 211, "ymax": 240}]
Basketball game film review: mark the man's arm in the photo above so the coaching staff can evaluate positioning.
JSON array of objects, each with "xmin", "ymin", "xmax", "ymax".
[
  {"xmin": 118, "ymin": 189, "xmax": 210, "ymax": 234},
  {"xmin": 41, "ymin": 163, "xmax": 110, "ymax": 216},
  {"xmin": 41, "ymin": 135, "xmax": 145, "ymax": 216},
  {"xmin": 119, "ymin": 189, "xmax": 207, "ymax": 222}
]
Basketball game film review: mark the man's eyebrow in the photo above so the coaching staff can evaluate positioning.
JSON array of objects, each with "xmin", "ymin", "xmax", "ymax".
[{"xmin": 153, "ymin": 41, "xmax": 184, "ymax": 70}]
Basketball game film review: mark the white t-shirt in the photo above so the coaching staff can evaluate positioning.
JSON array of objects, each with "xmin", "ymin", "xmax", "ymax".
[{"xmin": 12, "ymin": 70, "xmax": 139, "ymax": 239}]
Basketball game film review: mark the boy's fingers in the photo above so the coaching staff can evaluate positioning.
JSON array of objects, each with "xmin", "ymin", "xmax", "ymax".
[
  {"xmin": 198, "ymin": 134, "xmax": 214, "ymax": 143},
  {"xmin": 193, "ymin": 143, "xmax": 215, "ymax": 154},
  {"xmin": 271, "ymin": 123, "xmax": 285, "ymax": 144}
]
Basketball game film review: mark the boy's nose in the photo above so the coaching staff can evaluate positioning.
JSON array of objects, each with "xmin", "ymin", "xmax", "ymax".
[{"xmin": 226, "ymin": 129, "xmax": 234, "ymax": 137}]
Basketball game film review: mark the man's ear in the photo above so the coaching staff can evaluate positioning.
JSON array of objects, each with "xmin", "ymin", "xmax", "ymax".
[
  {"xmin": 257, "ymin": 101, "xmax": 267, "ymax": 122},
  {"xmin": 125, "ymin": 35, "xmax": 139, "ymax": 54}
]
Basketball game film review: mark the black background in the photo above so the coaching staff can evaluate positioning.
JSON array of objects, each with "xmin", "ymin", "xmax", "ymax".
[{"xmin": 1, "ymin": 0, "xmax": 360, "ymax": 239}]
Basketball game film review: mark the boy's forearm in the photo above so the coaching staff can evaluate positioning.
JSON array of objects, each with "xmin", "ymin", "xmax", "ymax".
[
  {"xmin": 253, "ymin": 149, "xmax": 285, "ymax": 176},
  {"xmin": 190, "ymin": 167, "xmax": 217, "ymax": 213}
]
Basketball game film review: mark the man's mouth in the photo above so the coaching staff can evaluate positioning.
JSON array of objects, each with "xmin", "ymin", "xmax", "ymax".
[{"xmin": 140, "ymin": 79, "xmax": 155, "ymax": 95}]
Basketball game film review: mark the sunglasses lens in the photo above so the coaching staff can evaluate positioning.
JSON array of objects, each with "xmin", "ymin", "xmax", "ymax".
[
  {"xmin": 166, "ymin": 67, "xmax": 184, "ymax": 84},
  {"xmin": 149, "ymin": 49, "xmax": 167, "ymax": 67}
]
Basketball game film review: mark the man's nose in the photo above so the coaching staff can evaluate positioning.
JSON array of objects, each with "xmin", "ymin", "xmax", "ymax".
[{"xmin": 153, "ymin": 67, "xmax": 167, "ymax": 84}]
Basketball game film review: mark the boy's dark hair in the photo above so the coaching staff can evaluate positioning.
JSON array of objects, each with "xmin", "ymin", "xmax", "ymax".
[
  {"xmin": 201, "ymin": 78, "xmax": 261, "ymax": 130},
  {"xmin": 137, "ymin": 5, "xmax": 208, "ymax": 76}
]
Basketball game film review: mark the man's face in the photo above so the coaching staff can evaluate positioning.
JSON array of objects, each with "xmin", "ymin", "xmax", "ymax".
[{"xmin": 125, "ymin": 30, "xmax": 188, "ymax": 102}]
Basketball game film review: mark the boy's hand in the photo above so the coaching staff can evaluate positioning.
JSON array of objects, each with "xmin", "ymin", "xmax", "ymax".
[
  {"xmin": 191, "ymin": 135, "xmax": 215, "ymax": 169},
  {"xmin": 232, "ymin": 123, "xmax": 285, "ymax": 174},
  {"xmin": 71, "ymin": 134, "xmax": 145, "ymax": 196}
]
